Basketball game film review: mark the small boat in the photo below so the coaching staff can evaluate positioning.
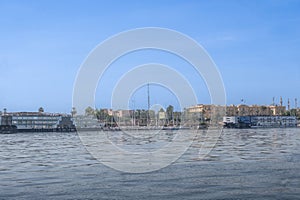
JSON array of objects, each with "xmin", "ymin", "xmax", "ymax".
[
  {"xmin": 162, "ymin": 126, "xmax": 179, "ymax": 130},
  {"xmin": 198, "ymin": 123, "xmax": 208, "ymax": 129},
  {"xmin": 0, "ymin": 125, "xmax": 17, "ymax": 134}
]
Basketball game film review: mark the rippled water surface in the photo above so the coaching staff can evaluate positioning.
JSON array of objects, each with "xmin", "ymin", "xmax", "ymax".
[{"xmin": 1, "ymin": 128, "xmax": 300, "ymax": 199}]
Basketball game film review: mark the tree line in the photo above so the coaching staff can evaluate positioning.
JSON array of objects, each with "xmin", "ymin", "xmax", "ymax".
[{"xmin": 81, "ymin": 105, "xmax": 183, "ymax": 126}]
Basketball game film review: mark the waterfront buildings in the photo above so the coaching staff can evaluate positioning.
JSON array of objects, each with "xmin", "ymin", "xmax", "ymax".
[
  {"xmin": 186, "ymin": 104, "xmax": 288, "ymax": 117},
  {"xmin": 84, "ymin": 103, "xmax": 298, "ymax": 128},
  {"xmin": 224, "ymin": 104, "xmax": 286, "ymax": 116},
  {"xmin": 1, "ymin": 100, "xmax": 299, "ymax": 132},
  {"xmin": 185, "ymin": 103, "xmax": 298, "ymax": 128}
]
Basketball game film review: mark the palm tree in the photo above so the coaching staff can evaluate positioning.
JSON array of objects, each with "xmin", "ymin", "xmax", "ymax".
[{"xmin": 85, "ymin": 106, "xmax": 95, "ymax": 116}]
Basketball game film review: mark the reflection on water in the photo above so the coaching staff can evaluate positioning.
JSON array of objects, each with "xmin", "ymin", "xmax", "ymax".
[{"xmin": 0, "ymin": 128, "xmax": 300, "ymax": 199}]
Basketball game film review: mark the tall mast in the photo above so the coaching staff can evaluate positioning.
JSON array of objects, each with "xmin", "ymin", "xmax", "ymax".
[
  {"xmin": 147, "ymin": 83, "xmax": 150, "ymax": 125},
  {"xmin": 147, "ymin": 83, "xmax": 150, "ymax": 112}
]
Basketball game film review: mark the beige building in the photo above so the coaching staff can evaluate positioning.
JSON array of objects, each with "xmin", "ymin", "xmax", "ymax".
[
  {"xmin": 269, "ymin": 105, "xmax": 286, "ymax": 115},
  {"xmin": 158, "ymin": 111, "xmax": 166, "ymax": 119},
  {"xmin": 188, "ymin": 104, "xmax": 287, "ymax": 117},
  {"xmin": 186, "ymin": 104, "xmax": 225, "ymax": 125},
  {"xmin": 229, "ymin": 104, "xmax": 286, "ymax": 116},
  {"xmin": 186, "ymin": 104, "xmax": 212, "ymax": 120},
  {"xmin": 113, "ymin": 110, "xmax": 134, "ymax": 118},
  {"xmin": 225, "ymin": 105, "xmax": 238, "ymax": 116}
]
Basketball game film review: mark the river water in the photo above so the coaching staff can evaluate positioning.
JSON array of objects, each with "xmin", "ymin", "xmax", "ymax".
[{"xmin": 1, "ymin": 128, "xmax": 299, "ymax": 199}]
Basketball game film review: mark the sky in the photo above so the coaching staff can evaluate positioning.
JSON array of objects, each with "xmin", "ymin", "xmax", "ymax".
[{"xmin": 0, "ymin": 0, "xmax": 299, "ymax": 113}]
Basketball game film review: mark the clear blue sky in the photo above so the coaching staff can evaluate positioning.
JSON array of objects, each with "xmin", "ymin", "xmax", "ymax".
[{"xmin": 0, "ymin": 0, "xmax": 299, "ymax": 113}]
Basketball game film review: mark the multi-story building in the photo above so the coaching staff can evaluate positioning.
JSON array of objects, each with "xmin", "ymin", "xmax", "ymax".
[
  {"xmin": 225, "ymin": 104, "xmax": 286, "ymax": 116},
  {"xmin": 225, "ymin": 105, "xmax": 238, "ymax": 116},
  {"xmin": 185, "ymin": 104, "xmax": 226, "ymax": 127},
  {"xmin": 186, "ymin": 104, "xmax": 212, "ymax": 120}
]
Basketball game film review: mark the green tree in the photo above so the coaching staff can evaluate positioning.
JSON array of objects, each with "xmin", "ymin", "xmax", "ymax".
[
  {"xmin": 85, "ymin": 106, "xmax": 95, "ymax": 116},
  {"xmin": 95, "ymin": 109, "xmax": 109, "ymax": 121},
  {"xmin": 290, "ymin": 109, "xmax": 297, "ymax": 116},
  {"xmin": 166, "ymin": 105, "xmax": 174, "ymax": 121},
  {"xmin": 140, "ymin": 109, "xmax": 148, "ymax": 126},
  {"xmin": 173, "ymin": 111, "xmax": 181, "ymax": 125},
  {"xmin": 284, "ymin": 111, "xmax": 291, "ymax": 116},
  {"xmin": 149, "ymin": 110, "xmax": 155, "ymax": 119}
]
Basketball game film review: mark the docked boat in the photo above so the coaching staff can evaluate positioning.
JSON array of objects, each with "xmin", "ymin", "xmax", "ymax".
[
  {"xmin": 162, "ymin": 126, "xmax": 179, "ymax": 130},
  {"xmin": 0, "ymin": 125, "xmax": 17, "ymax": 134},
  {"xmin": 223, "ymin": 116, "xmax": 297, "ymax": 128}
]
